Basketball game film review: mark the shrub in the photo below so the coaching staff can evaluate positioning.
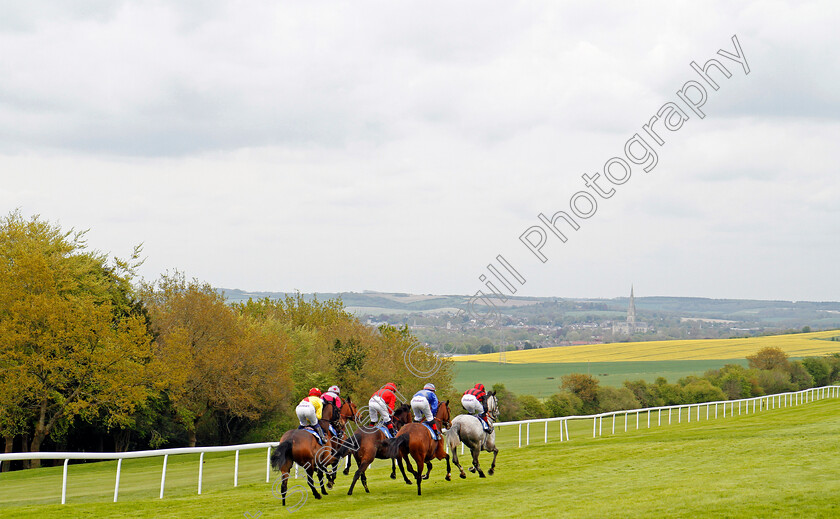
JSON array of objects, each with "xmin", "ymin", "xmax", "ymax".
[
  {"xmin": 801, "ymin": 357, "xmax": 830, "ymax": 386},
  {"xmin": 560, "ymin": 373, "xmax": 599, "ymax": 414},
  {"xmin": 747, "ymin": 347, "xmax": 789, "ymax": 371},
  {"xmin": 681, "ymin": 379, "xmax": 726, "ymax": 404},
  {"xmin": 787, "ymin": 361, "xmax": 814, "ymax": 390},
  {"xmin": 545, "ymin": 392, "xmax": 583, "ymax": 417},
  {"xmin": 756, "ymin": 369, "xmax": 795, "ymax": 394},
  {"xmin": 518, "ymin": 395, "xmax": 549, "ymax": 419},
  {"xmin": 597, "ymin": 386, "xmax": 640, "ymax": 412}
]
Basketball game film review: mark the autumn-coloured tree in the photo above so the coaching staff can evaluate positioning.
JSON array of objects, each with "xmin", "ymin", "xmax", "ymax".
[
  {"xmin": 560, "ymin": 373, "xmax": 600, "ymax": 414},
  {"xmin": 746, "ymin": 347, "xmax": 790, "ymax": 371},
  {"xmin": 142, "ymin": 273, "xmax": 291, "ymax": 446},
  {"xmin": 0, "ymin": 211, "xmax": 155, "ymax": 467}
]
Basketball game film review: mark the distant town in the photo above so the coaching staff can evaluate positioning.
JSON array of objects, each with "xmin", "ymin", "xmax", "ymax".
[{"xmin": 221, "ymin": 287, "xmax": 840, "ymax": 356}]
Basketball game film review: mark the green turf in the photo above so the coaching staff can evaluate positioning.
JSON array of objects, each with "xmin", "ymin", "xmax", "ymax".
[
  {"xmin": 2, "ymin": 396, "xmax": 839, "ymax": 518},
  {"xmin": 453, "ymin": 359, "xmax": 750, "ymax": 396}
]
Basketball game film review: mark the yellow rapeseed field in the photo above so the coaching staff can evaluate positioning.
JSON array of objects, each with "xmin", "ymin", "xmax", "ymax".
[{"xmin": 451, "ymin": 330, "xmax": 840, "ymax": 363}]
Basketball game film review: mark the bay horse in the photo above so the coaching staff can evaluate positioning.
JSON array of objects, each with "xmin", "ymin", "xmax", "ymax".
[
  {"xmin": 270, "ymin": 412, "xmax": 343, "ymax": 505},
  {"xmin": 446, "ymin": 391, "xmax": 499, "ymax": 478},
  {"xmin": 386, "ymin": 400, "xmax": 452, "ymax": 496},
  {"xmin": 321, "ymin": 398, "xmax": 358, "ymax": 489},
  {"xmin": 341, "ymin": 403, "xmax": 413, "ymax": 495}
]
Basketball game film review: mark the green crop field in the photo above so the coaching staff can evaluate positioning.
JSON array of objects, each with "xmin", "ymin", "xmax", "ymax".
[
  {"xmin": 2, "ymin": 397, "xmax": 839, "ymax": 518},
  {"xmin": 453, "ymin": 359, "xmax": 750, "ymax": 396}
]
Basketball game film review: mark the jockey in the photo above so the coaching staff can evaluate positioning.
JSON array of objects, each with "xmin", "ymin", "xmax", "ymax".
[
  {"xmin": 463, "ymin": 383, "xmax": 492, "ymax": 432},
  {"xmin": 322, "ymin": 385, "xmax": 343, "ymax": 414},
  {"xmin": 369, "ymin": 382, "xmax": 398, "ymax": 437},
  {"xmin": 296, "ymin": 387, "xmax": 327, "ymax": 445},
  {"xmin": 411, "ymin": 383, "xmax": 440, "ymax": 440}
]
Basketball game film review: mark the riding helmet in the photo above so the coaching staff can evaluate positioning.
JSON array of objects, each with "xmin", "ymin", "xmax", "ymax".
[
  {"xmin": 308, "ymin": 387, "xmax": 322, "ymax": 397},
  {"xmin": 328, "ymin": 385, "xmax": 340, "ymax": 394},
  {"xmin": 423, "ymin": 383, "xmax": 436, "ymax": 392}
]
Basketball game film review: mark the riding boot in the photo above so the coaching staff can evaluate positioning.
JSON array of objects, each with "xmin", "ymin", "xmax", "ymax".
[
  {"xmin": 316, "ymin": 424, "xmax": 328, "ymax": 445},
  {"xmin": 427, "ymin": 420, "xmax": 439, "ymax": 440},
  {"xmin": 385, "ymin": 421, "xmax": 396, "ymax": 438}
]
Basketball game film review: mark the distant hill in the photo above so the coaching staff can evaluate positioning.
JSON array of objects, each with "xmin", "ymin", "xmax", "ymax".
[{"xmin": 218, "ymin": 289, "xmax": 840, "ymax": 329}]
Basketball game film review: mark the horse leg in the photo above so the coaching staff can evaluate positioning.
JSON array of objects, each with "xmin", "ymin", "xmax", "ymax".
[
  {"xmin": 397, "ymin": 456, "xmax": 412, "ymax": 484},
  {"xmin": 317, "ymin": 469, "xmax": 328, "ymax": 495},
  {"xmin": 306, "ymin": 468, "xmax": 321, "ymax": 500},
  {"xmin": 488, "ymin": 446, "xmax": 498, "ymax": 476},
  {"xmin": 437, "ymin": 441, "xmax": 452, "ymax": 481},
  {"xmin": 451, "ymin": 444, "xmax": 467, "ymax": 479},
  {"xmin": 390, "ymin": 458, "xmax": 397, "ymax": 479},
  {"xmin": 471, "ymin": 447, "xmax": 485, "ymax": 478},
  {"xmin": 423, "ymin": 460, "xmax": 432, "ymax": 480},
  {"xmin": 281, "ymin": 471, "xmax": 289, "ymax": 506},
  {"xmin": 348, "ymin": 460, "xmax": 370, "ymax": 496},
  {"xmin": 413, "ymin": 454, "xmax": 424, "ymax": 496},
  {"xmin": 343, "ymin": 454, "xmax": 351, "ymax": 476}
]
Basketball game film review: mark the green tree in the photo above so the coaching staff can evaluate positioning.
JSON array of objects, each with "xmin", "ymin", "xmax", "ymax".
[
  {"xmin": 801, "ymin": 357, "xmax": 830, "ymax": 386},
  {"xmin": 747, "ymin": 347, "xmax": 789, "ymax": 371},
  {"xmin": 596, "ymin": 386, "xmax": 640, "ymax": 412},
  {"xmin": 0, "ymin": 212, "xmax": 155, "ymax": 467}
]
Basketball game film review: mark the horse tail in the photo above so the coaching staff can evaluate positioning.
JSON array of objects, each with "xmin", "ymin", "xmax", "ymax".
[
  {"xmin": 270, "ymin": 439, "xmax": 293, "ymax": 472},
  {"xmin": 386, "ymin": 433, "xmax": 410, "ymax": 459},
  {"xmin": 446, "ymin": 421, "xmax": 461, "ymax": 450}
]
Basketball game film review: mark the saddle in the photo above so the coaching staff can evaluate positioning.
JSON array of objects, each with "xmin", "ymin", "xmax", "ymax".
[
  {"xmin": 376, "ymin": 425, "xmax": 394, "ymax": 439},
  {"xmin": 475, "ymin": 415, "xmax": 492, "ymax": 433},
  {"xmin": 299, "ymin": 425, "xmax": 325, "ymax": 445},
  {"xmin": 421, "ymin": 422, "xmax": 439, "ymax": 440}
]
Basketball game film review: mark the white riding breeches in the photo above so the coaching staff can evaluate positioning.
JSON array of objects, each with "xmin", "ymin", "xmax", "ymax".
[
  {"xmin": 296, "ymin": 401, "xmax": 318, "ymax": 426},
  {"xmin": 411, "ymin": 396, "xmax": 433, "ymax": 422},
  {"xmin": 461, "ymin": 394, "xmax": 483, "ymax": 415}
]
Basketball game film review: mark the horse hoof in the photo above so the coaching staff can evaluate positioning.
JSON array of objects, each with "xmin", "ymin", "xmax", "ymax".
[
  {"xmin": 479, "ymin": 472, "xmax": 486, "ymax": 478},
  {"xmin": 468, "ymin": 467, "xmax": 476, "ymax": 473},
  {"xmin": 347, "ymin": 490, "xmax": 353, "ymax": 496},
  {"xmin": 343, "ymin": 469, "xmax": 350, "ymax": 476},
  {"xmin": 390, "ymin": 473, "xmax": 397, "ymax": 480},
  {"xmin": 445, "ymin": 474, "xmax": 451, "ymax": 481},
  {"xmin": 488, "ymin": 469, "xmax": 495, "ymax": 476},
  {"xmin": 364, "ymin": 488, "xmax": 370, "ymax": 493},
  {"xmin": 422, "ymin": 475, "xmax": 429, "ymax": 481},
  {"xmin": 459, "ymin": 473, "xmax": 466, "ymax": 479},
  {"xmin": 314, "ymin": 494, "xmax": 322, "ymax": 500}
]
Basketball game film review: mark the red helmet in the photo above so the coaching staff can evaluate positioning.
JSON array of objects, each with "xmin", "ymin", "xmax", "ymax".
[
  {"xmin": 475, "ymin": 383, "xmax": 485, "ymax": 391},
  {"xmin": 308, "ymin": 387, "xmax": 322, "ymax": 397},
  {"xmin": 384, "ymin": 382, "xmax": 396, "ymax": 392}
]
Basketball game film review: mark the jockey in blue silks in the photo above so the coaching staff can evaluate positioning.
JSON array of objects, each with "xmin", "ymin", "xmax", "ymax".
[{"xmin": 411, "ymin": 383, "xmax": 441, "ymax": 439}]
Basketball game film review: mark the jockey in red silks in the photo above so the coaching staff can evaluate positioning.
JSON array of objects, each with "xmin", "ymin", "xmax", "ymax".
[
  {"xmin": 462, "ymin": 383, "xmax": 492, "ymax": 432},
  {"xmin": 296, "ymin": 387, "xmax": 327, "ymax": 444},
  {"xmin": 369, "ymin": 382, "xmax": 398, "ymax": 437}
]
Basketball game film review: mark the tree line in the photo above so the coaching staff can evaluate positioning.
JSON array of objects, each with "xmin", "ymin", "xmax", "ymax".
[
  {"xmin": 0, "ymin": 212, "xmax": 452, "ymax": 471},
  {"xmin": 487, "ymin": 347, "xmax": 840, "ymax": 422}
]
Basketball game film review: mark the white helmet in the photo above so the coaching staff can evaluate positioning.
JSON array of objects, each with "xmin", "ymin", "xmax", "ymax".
[
  {"xmin": 328, "ymin": 385, "xmax": 340, "ymax": 395},
  {"xmin": 423, "ymin": 383, "xmax": 436, "ymax": 392}
]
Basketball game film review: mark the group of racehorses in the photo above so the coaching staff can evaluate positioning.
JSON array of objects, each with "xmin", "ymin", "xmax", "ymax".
[{"xmin": 269, "ymin": 392, "xmax": 500, "ymax": 503}]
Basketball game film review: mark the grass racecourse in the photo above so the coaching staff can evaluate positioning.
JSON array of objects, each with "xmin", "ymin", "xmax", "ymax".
[{"xmin": 2, "ymin": 397, "xmax": 840, "ymax": 518}]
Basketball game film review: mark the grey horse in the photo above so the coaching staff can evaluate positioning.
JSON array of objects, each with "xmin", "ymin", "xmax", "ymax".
[{"xmin": 445, "ymin": 392, "xmax": 499, "ymax": 478}]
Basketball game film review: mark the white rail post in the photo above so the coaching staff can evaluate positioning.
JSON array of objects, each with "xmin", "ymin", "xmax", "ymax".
[
  {"xmin": 723, "ymin": 402, "xmax": 726, "ymax": 418},
  {"xmin": 678, "ymin": 407, "xmax": 681, "ymax": 424},
  {"xmin": 545, "ymin": 421, "xmax": 548, "ymax": 443},
  {"xmin": 266, "ymin": 447, "xmax": 271, "ymax": 483},
  {"xmin": 593, "ymin": 417, "xmax": 597, "ymax": 438},
  {"xmin": 114, "ymin": 458, "xmax": 122, "ymax": 503},
  {"xmin": 648, "ymin": 410, "xmax": 651, "ymax": 428},
  {"xmin": 599, "ymin": 416, "xmax": 603, "ymax": 437},
  {"xmin": 518, "ymin": 424, "xmax": 522, "ymax": 447},
  {"xmin": 697, "ymin": 405, "xmax": 700, "ymax": 421},
  {"xmin": 160, "ymin": 454, "xmax": 168, "ymax": 499},
  {"xmin": 706, "ymin": 404, "xmax": 709, "ymax": 420},
  {"xmin": 612, "ymin": 415, "xmax": 616, "ymax": 434},
  {"xmin": 234, "ymin": 450, "xmax": 240, "ymax": 487},
  {"xmin": 198, "ymin": 452, "xmax": 205, "ymax": 495},
  {"xmin": 688, "ymin": 405, "xmax": 691, "ymax": 423},
  {"xmin": 636, "ymin": 411, "xmax": 639, "ymax": 430},
  {"xmin": 564, "ymin": 419, "xmax": 570, "ymax": 441},
  {"xmin": 658, "ymin": 409, "xmax": 661, "ymax": 426},
  {"xmin": 559, "ymin": 420, "xmax": 564, "ymax": 442},
  {"xmin": 527, "ymin": 422, "xmax": 531, "ymax": 445},
  {"xmin": 668, "ymin": 408, "xmax": 672, "ymax": 425},
  {"xmin": 715, "ymin": 403, "xmax": 718, "ymax": 419},
  {"xmin": 61, "ymin": 459, "xmax": 69, "ymax": 505},
  {"xmin": 738, "ymin": 401, "xmax": 741, "ymax": 415},
  {"xmin": 625, "ymin": 411, "xmax": 629, "ymax": 432}
]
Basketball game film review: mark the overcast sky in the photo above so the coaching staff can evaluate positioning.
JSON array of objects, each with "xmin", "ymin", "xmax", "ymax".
[{"xmin": 2, "ymin": 1, "xmax": 838, "ymax": 301}]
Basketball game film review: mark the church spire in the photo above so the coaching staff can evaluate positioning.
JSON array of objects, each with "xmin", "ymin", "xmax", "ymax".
[{"xmin": 627, "ymin": 285, "xmax": 636, "ymax": 324}]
